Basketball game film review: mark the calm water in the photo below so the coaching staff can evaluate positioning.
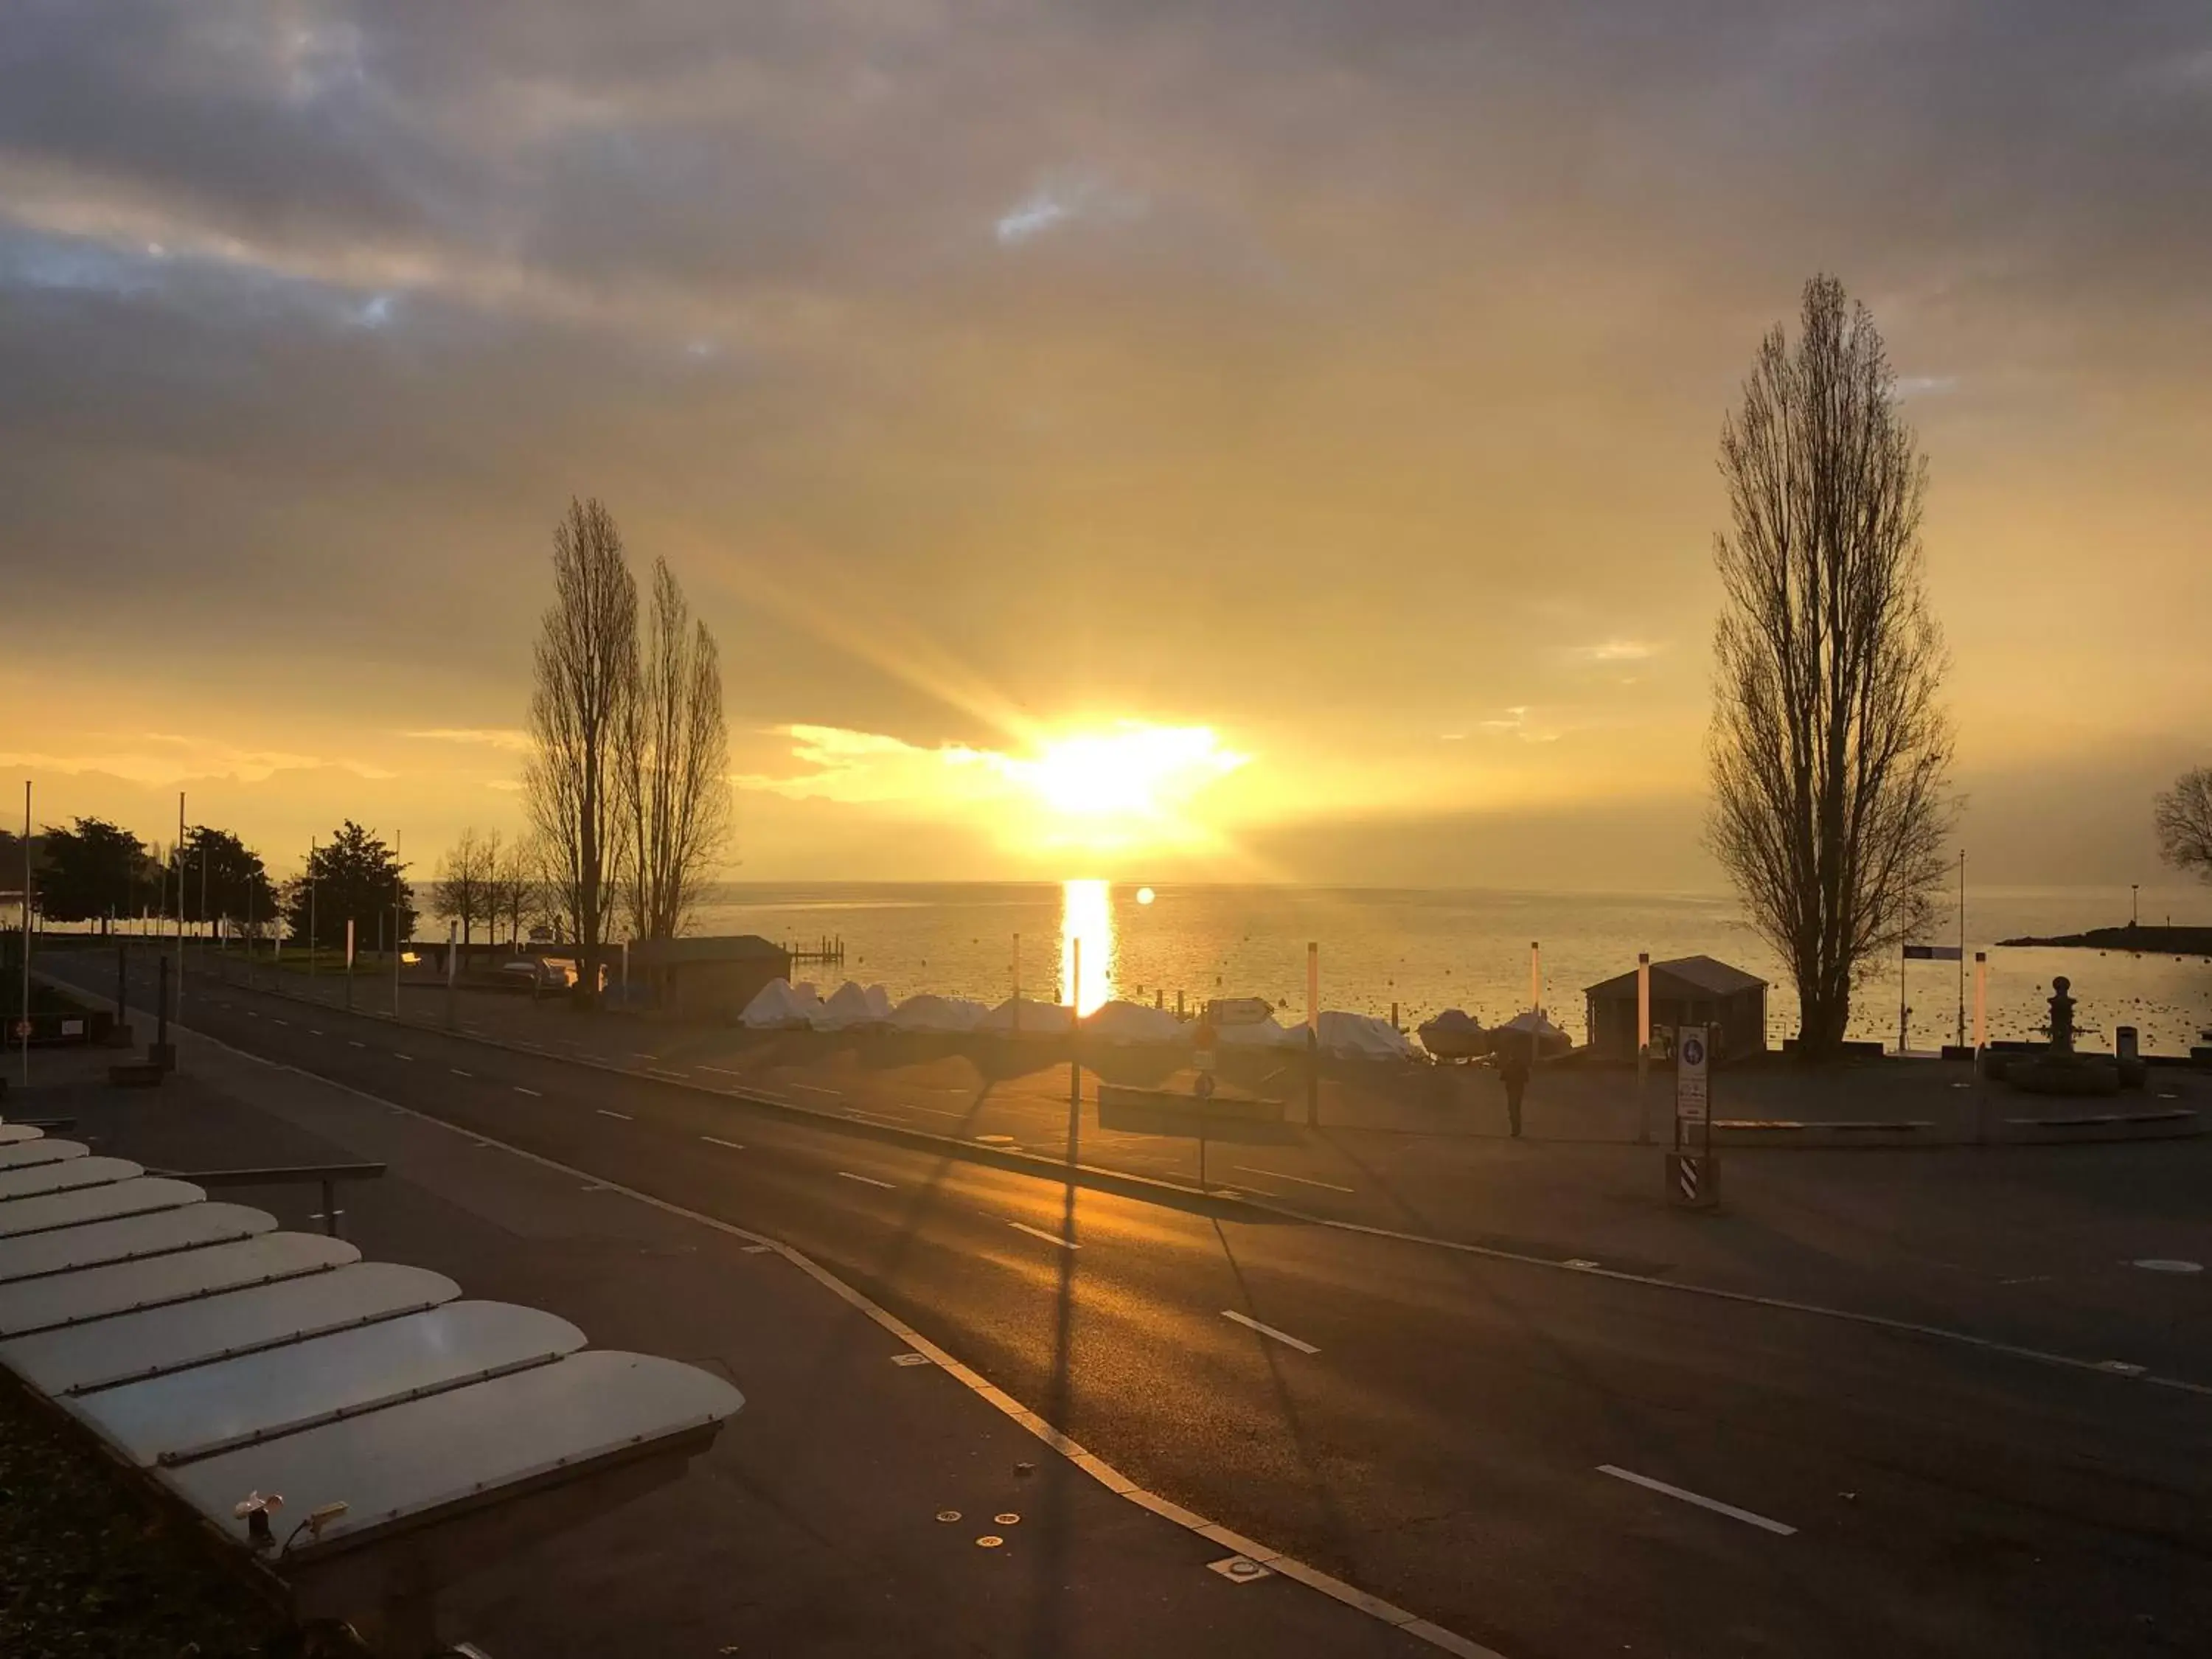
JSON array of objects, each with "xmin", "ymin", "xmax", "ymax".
[{"xmin": 690, "ymin": 883, "xmax": 2212, "ymax": 1056}]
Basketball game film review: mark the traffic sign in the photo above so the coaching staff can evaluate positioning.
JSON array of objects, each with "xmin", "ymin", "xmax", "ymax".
[
  {"xmin": 1675, "ymin": 1025, "xmax": 1709, "ymax": 1126},
  {"xmin": 1194, "ymin": 1071, "xmax": 1216, "ymax": 1101},
  {"xmin": 11, "ymin": 1019, "xmax": 29, "ymax": 1040}
]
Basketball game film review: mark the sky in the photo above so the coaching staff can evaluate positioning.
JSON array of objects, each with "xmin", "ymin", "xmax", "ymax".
[{"xmin": 3, "ymin": 1, "xmax": 2209, "ymax": 891}]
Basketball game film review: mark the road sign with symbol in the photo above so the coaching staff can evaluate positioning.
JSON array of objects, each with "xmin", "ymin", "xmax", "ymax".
[{"xmin": 1675, "ymin": 1025, "xmax": 1708, "ymax": 1127}]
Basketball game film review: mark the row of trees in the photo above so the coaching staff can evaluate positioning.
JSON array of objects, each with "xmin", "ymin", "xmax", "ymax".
[
  {"xmin": 7, "ymin": 814, "xmax": 420, "ymax": 953},
  {"xmin": 428, "ymin": 826, "xmax": 546, "ymax": 948},
  {"xmin": 523, "ymin": 498, "xmax": 731, "ymax": 1004}
]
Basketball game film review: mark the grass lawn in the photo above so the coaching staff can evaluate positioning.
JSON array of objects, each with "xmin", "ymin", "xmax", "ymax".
[{"xmin": 0, "ymin": 1383, "xmax": 290, "ymax": 1657}]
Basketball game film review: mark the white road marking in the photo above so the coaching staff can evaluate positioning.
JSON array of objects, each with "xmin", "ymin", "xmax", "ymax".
[
  {"xmin": 632, "ymin": 1051, "xmax": 659, "ymax": 1060},
  {"xmin": 348, "ymin": 1040, "xmax": 365, "ymax": 1048},
  {"xmin": 246, "ymin": 1011, "xmax": 260, "ymax": 1019},
  {"xmin": 272, "ymin": 1018, "xmax": 289, "ymax": 1026},
  {"xmin": 309, "ymin": 1029, "xmax": 324, "ymax": 1037},
  {"xmin": 451, "ymin": 1068, "xmax": 473, "ymax": 1078},
  {"xmin": 1233, "ymin": 1165, "xmax": 1355, "ymax": 1193},
  {"xmin": 844, "ymin": 1109, "xmax": 911, "ymax": 1127},
  {"xmin": 597, "ymin": 1108, "xmax": 633, "ymax": 1121},
  {"xmin": 697, "ymin": 1064, "xmax": 745, "ymax": 1078},
  {"xmin": 700, "ymin": 1135, "xmax": 745, "ymax": 1151},
  {"xmin": 2132, "ymin": 1259, "xmax": 2203, "ymax": 1274},
  {"xmin": 1598, "ymin": 1465, "xmax": 1796, "ymax": 1536},
  {"xmin": 513, "ymin": 1086, "xmax": 542, "ymax": 1098},
  {"xmin": 1009, "ymin": 1220, "xmax": 1081, "ymax": 1251},
  {"xmin": 1222, "ymin": 1310, "xmax": 1319, "ymax": 1354},
  {"xmin": 646, "ymin": 1067, "xmax": 689, "ymax": 1082},
  {"xmin": 788, "ymin": 1081, "xmax": 844, "ymax": 1097},
  {"xmin": 838, "ymin": 1170, "xmax": 896, "ymax": 1189}
]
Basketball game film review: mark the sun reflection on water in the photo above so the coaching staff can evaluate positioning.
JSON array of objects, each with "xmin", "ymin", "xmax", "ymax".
[{"xmin": 1059, "ymin": 879, "xmax": 1115, "ymax": 1014}]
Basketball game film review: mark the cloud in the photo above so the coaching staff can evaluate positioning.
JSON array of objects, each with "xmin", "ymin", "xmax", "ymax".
[
  {"xmin": 1565, "ymin": 639, "xmax": 1661, "ymax": 664},
  {"xmin": 0, "ymin": 734, "xmax": 394, "ymax": 785},
  {"xmin": 993, "ymin": 171, "xmax": 1148, "ymax": 246},
  {"xmin": 1478, "ymin": 708, "xmax": 1560, "ymax": 744},
  {"xmin": 403, "ymin": 728, "xmax": 532, "ymax": 753},
  {"xmin": 1893, "ymin": 375, "xmax": 1959, "ymax": 400}
]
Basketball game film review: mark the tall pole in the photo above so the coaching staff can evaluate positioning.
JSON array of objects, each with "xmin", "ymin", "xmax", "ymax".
[
  {"xmin": 19, "ymin": 780, "xmax": 29, "ymax": 1088},
  {"xmin": 1955, "ymin": 849, "xmax": 1966, "ymax": 1050},
  {"xmin": 445, "ymin": 920, "xmax": 458, "ymax": 1029},
  {"xmin": 1635, "ymin": 950, "xmax": 1651, "ymax": 1145},
  {"xmin": 307, "ymin": 839, "xmax": 317, "ymax": 983},
  {"xmin": 393, "ymin": 830, "xmax": 403, "ymax": 1015},
  {"xmin": 1011, "ymin": 931, "xmax": 1021, "ymax": 1037},
  {"xmin": 174, "ymin": 792, "xmax": 185, "ymax": 1024},
  {"xmin": 1305, "ymin": 939, "xmax": 1319, "ymax": 1128},
  {"xmin": 1898, "ymin": 949, "xmax": 1907, "ymax": 1055},
  {"xmin": 1068, "ymin": 936, "xmax": 1082, "ymax": 1110},
  {"xmin": 1529, "ymin": 940, "xmax": 1542, "ymax": 1013}
]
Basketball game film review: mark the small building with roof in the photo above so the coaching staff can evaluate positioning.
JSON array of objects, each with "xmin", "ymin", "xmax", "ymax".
[
  {"xmin": 625, "ymin": 934, "xmax": 793, "ymax": 1020},
  {"xmin": 1582, "ymin": 955, "xmax": 1768, "ymax": 1062}
]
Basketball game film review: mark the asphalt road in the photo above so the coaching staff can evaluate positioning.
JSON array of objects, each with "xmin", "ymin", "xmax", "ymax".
[{"xmin": 52, "ymin": 950, "xmax": 2212, "ymax": 1658}]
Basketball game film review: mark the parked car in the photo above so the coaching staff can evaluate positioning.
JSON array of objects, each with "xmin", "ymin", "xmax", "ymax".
[{"xmin": 495, "ymin": 959, "xmax": 569, "ymax": 993}]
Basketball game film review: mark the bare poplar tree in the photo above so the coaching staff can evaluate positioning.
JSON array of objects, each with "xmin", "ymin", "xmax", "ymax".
[
  {"xmin": 617, "ymin": 558, "xmax": 733, "ymax": 942},
  {"xmin": 524, "ymin": 497, "xmax": 637, "ymax": 1005},
  {"xmin": 2154, "ymin": 768, "xmax": 2212, "ymax": 883},
  {"xmin": 1708, "ymin": 275, "xmax": 1956, "ymax": 1057},
  {"xmin": 431, "ymin": 827, "xmax": 491, "ymax": 949}
]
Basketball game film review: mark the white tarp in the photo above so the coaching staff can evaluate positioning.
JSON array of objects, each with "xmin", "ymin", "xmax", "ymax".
[
  {"xmin": 1285, "ymin": 1010, "xmax": 1420, "ymax": 1060},
  {"xmin": 1217, "ymin": 1014, "xmax": 1303, "ymax": 1049},
  {"xmin": 886, "ymin": 994, "xmax": 990, "ymax": 1033},
  {"xmin": 1494, "ymin": 1008, "xmax": 1573, "ymax": 1057},
  {"xmin": 740, "ymin": 978, "xmax": 824, "ymax": 1030},
  {"xmin": 976, "ymin": 998, "xmax": 1076, "ymax": 1036},
  {"xmin": 813, "ymin": 981, "xmax": 891, "ymax": 1031},
  {"xmin": 1081, "ymin": 1000, "xmax": 1186, "ymax": 1046}
]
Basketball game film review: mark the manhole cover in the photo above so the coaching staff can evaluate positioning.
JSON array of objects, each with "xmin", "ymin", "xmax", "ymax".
[
  {"xmin": 936, "ymin": 1510, "xmax": 961, "ymax": 1523},
  {"xmin": 2131, "ymin": 1259, "xmax": 2203, "ymax": 1274},
  {"xmin": 891, "ymin": 1352, "xmax": 933, "ymax": 1367},
  {"xmin": 993, "ymin": 1512, "xmax": 1020, "ymax": 1526},
  {"xmin": 975, "ymin": 1535, "xmax": 1004, "ymax": 1548},
  {"xmin": 1208, "ymin": 1555, "xmax": 1273, "ymax": 1583}
]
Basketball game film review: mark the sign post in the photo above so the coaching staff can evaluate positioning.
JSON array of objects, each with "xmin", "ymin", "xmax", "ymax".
[
  {"xmin": 1193, "ymin": 1012, "xmax": 1217, "ymax": 1192},
  {"xmin": 345, "ymin": 918, "xmax": 355, "ymax": 1012},
  {"xmin": 1666, "ymin": 1023, "xmax": 1717, "ymax": 1209}
]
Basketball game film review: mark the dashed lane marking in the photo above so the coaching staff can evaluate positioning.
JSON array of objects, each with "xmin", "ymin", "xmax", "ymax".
[
  {"xmin": 597, "ymin": 1109, "xmax": 633, "ymax": 1121},
  {"xmin": 1233, "ymin": 1165, "xmax": 1355, "ymax": 1193},
  {"xmin": 451, "ymin": 1068, "xmax": 473, "ymax": 1078},
  {"xmin": 646, "ymin": 1067, "xmax": 689, "ymax": 1082},
  {"xmin": 1598, "ymin": 1465, "xmax": 1796, "ymax": 1536},
  {"xmin": 700, "ymin": 1135, "xmax": 745, "ymax": 1151},
  {"xmin": 1222, "ymin": 1310, "xmax": 1319, "ymax": 1354},
  {"xmin": 838, "ymin": 1170, "xmax": 896, "ymax": 1189},
  {"xmin": 788, "ymin": 1081, "xmax": 844, "ymax": 1097},
  {"xmin": 1008, "ymin": 1220, "xmax": 1080, "ymax": 1251},
  {"xmin": 514, "ymin": 1086, "xmax": 542, "ymax": 1098}
]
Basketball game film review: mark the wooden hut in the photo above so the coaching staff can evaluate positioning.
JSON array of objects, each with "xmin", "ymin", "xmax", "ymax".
[{"xmin": 1582, "ymin": 955, "xmax": 1767, "ymax": 1061}]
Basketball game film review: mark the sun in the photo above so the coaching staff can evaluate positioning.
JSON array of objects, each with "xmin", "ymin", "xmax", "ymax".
[{"xmin": 1018, "ymin": 726, "xmax": 1245, "ymax": 821}]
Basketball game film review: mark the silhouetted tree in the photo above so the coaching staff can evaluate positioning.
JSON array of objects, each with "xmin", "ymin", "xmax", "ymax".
[
  {"xmin": 37, "ymin": 818, "xmax": 145, "ymax": 931},
  {"xmin": 2155, "ymin": 768, "xmax": 2212, "ymax": 883},
  {"xmin": 617, "ymin": 558, "xmax": 731, "ymax": 942},
  {"xmin": 170, "ymin": 826, "xmax": 279, "ymax": 933},
  {"xmin": 431, "ymin": 827, "xmax": 494, "ymax": 945},
  {"xmin": 1708, "ymin": 276, "xmax": 1956, "ymax": 1058},
  {"xmin": 284, "ymin": 821, "xmax": 414, "ymax": 952},
  {"xmin": 525, "ymin": 498, "xmax": 636, "ymax": 1004}
]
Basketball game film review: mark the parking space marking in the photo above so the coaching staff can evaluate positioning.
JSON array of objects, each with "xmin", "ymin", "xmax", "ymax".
[
  {"xmin": 1222, "ymin": 1310, "xmax": 1318, "ymax": 1354},
  {"xmin": 1597, "ymin": 1465, "xmax": 1795, "ymax": 1535}
]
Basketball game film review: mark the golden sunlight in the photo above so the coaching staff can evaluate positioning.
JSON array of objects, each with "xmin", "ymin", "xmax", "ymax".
[
  {"xmin": 1059, "ymin": 878, "xmax": 1116, "ymax": 1015},
  {"xmin": 995, "ymin": 724, "xmax": 1248, "ymax": 850}
]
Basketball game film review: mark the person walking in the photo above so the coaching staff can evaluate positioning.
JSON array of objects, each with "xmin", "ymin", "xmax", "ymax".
[{"xmin": 1498, "ymin": 1026, "xmax": 1532, "ymax": 1138}]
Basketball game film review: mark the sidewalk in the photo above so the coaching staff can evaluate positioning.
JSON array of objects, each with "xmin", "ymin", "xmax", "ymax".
[{"xmin": 13, "ymin": 1038, "xmax": 1444, "ymax": 1658}]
